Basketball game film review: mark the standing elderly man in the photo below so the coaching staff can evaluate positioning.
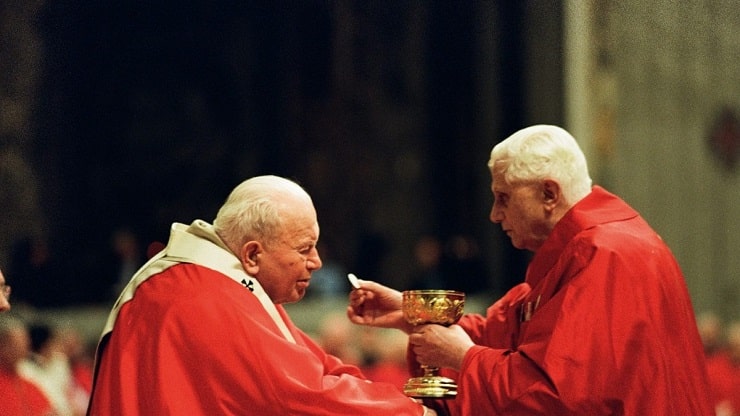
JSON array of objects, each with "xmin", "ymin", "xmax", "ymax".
[
  {"xmin": 348, "ymin": 125, "xmax": 713, "ymax": 415},
  {"xmin": 88, "ymin": 175, "xmax": 432, "ymax": 415}
]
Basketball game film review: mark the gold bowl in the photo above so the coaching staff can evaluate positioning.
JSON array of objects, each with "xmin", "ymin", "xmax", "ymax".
[{"xmin": 402, "ymin": 290, "xmax": 465, "ymax": 326}]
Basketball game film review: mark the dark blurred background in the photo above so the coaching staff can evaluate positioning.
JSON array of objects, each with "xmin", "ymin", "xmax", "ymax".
[{"xmin": 3, "ymin": 1, "xmax": 567, "ymax": 308}]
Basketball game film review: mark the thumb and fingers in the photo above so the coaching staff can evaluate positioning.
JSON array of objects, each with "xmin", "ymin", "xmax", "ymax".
[
  {"xmin": 409, "ymin": 324, "xmax": 473, "ymax": 371},
  {"xmin": 346, "ymin": 279, "xmax": 406, "ymax": 329}
]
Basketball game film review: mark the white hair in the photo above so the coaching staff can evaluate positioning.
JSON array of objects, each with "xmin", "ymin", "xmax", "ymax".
[
  {"xmin": 488, "ymin": 125, "xmax": 592, "ymax": 205},
  {"xmin": 213, "ymin": 175, "xmax": 312, "ymax": 253}
]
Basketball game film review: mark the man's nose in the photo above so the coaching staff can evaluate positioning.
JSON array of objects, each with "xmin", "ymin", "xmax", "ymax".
[
  {"xmin": 490, "ymin": 205, "xmax": 503, "ymax": 223},
  {"xmin": 308, "ymin": 252, "xmax": 322, "ymax": 270}
]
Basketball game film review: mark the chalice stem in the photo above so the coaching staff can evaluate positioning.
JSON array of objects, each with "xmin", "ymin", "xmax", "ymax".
[{"xmin": 422, "ymin": 365, "xmax": 439, "ymax": 378}]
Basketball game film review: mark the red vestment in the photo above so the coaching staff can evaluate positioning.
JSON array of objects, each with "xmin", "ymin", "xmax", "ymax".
[
  {"xmin": 424, "ymin": 186, "xmax": 713, "ymax": 415},
  {"xmin": 0, "ymin": 368, "xmax": 55, "ymax": 416},
  {"xmin": 88, "ymin": 221, "xmax": 422, "ymax": 416}
]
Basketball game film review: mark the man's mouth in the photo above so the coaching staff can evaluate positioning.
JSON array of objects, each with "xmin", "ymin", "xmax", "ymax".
[{"xmin": 296, "ymin": 279, "xmax": 310, "ymax": 289}]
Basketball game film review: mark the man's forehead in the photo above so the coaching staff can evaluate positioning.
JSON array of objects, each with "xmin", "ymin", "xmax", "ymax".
[
  {"xmin": 493, "ymin": 176, "xmax": 539, "ymax": 194},
  {"xmin": 491, "ymin": 170, "xmax": 511, "ymax": 190}
]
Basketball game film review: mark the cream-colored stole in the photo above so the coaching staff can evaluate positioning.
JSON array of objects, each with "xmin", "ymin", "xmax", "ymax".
[{"xmin": 99, "ymin": 220, "xmax": 296, "ymax": 344}]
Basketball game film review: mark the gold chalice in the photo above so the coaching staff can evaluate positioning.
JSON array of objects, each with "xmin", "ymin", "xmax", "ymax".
[{"xmin": 402, "ymin": 289, "xmax": 465, "ymax": 398}]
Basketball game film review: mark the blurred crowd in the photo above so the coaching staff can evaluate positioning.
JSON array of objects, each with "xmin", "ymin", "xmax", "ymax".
[
  {"xmin": 698, "ymin": 311, "xmax": 740, "ymax": 416},
  {"xmin": 312, "ymin": 312, "xmax": 409, "ymax": 393},
  {"xmin": 0, "ymin": 315, "xmax": 93, "ymax": 416}
]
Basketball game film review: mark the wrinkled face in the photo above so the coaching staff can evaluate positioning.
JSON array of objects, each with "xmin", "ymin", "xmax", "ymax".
[
  {"xmin": 254, "ymin": 209, "xmax": 322, "ymax": 304},
  {"xmin": 489, "ymin": 169, "xmax": 552, "ymax": 252}
]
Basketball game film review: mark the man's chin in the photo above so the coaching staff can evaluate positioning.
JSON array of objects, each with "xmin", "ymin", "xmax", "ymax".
[
  {"xmin": 507, "ymin": 236, "xmax": 520, "ymax": 248},
  {"xmin": 510, "ymin": 239, "xmax": 527, "ymax": 251},
  {"xmin": 287, "ymin": 289, "xmax": 307, "ymax": 304}
]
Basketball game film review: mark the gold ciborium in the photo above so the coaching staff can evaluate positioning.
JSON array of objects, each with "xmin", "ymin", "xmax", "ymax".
[{"xmin": 402, "ymin": 289, "xmax": 465, "ymax": 398}]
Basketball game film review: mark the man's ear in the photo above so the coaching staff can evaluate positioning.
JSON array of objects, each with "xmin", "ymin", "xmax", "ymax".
[
  {"xmin": 241, "ymin": 241, "xmax": 262, "ymax": 272},
  {"xmin": 542, "ymin": 179, "xmax": 562, "ymax": 209}
]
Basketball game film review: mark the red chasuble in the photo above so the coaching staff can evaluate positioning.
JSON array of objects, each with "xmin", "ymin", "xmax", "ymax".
[
  {"xmin": 88, "ymin": 221, "xmax": 422, "ymax": 416},
  {"xmin": 424, "ymin": 187, "xmax": 713, "ymax": 415}
]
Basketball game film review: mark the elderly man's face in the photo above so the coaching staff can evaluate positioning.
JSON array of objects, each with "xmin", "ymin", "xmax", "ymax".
[
  {"xmin": 489, "ymin": 170, "xmax": 552, "ymax": 252},
  {"xmin": 253, "ymin": 208, "xmax": 323, "ymax": 304}
]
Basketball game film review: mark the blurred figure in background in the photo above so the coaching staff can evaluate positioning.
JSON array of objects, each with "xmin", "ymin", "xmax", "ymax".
[
  {"xmin": 56, "ymin": 326, "xmax": 94, "ymax": 407},
  {"xmin": 314, "ymin": 315, "xmax": 410, "ymax": 393},
  {"xmin": 698, "ymin": 310, "xmax": 726, "ymax": 358},
  {"xmin": 0, "ymin": 268, "xmax": 11, "ymax": 312},
  {"xmin": 315, "ymin": 311, "xmax": 363, "ymax": 366},
  {"xmin": 0, "ymin": 315, "xmax": 56, "ymax": 416},
  {"xmin": 19, "ymin": 323, "xmax": 88, "ymax": 416},
  {"xmin": 109, "ymin": 228, "xmax": 145, "ymax": 298},
  {"xmin": 361, "ymin": 329, "xmax": 409, "ymax": 393},
  {"xmin": 707, "ymin": 320, "xmax": 740, "ymax": 416}
]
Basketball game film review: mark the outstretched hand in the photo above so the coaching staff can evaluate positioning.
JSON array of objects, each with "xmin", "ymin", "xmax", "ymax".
[{"xmin": 346, "ymin": 279, "xmax": 413, "ymax": 333}]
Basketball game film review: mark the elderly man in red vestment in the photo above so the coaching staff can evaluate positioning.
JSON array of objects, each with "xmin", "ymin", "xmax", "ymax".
[
  {"xmin": 88, "ymin": 175, "xmax": 433, "ymax": 415},
  {"xmin": 348, "ymin": 125, "xmax": 713, "ymax": 415}
]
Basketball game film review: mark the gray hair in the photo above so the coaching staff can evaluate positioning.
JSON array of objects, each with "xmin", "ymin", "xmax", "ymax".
[
  {"xmin": 488, "ymin": 125, "xmax": 592, "ymax": 205},
  {"xmin": 213, "ymin": 175, "xmax": 312, "ymax": 253}
]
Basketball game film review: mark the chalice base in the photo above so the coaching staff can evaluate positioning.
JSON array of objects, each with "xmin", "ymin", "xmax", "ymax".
[{"xmin": 403, "ymin": 375, "xmax": 458, "ymax": 399}]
